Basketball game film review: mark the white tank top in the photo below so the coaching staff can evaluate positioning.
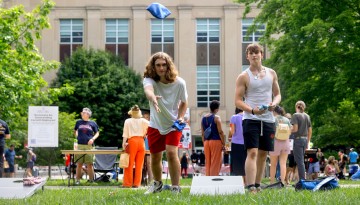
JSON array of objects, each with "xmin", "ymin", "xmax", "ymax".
[{"xmin": 243, "ymin": 67, "xmax": 275, "ymax": 123}]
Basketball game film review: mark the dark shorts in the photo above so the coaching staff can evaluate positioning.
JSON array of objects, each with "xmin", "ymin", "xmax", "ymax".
[
  {"xmin": 243, "ymin": 119, "xmax": 275, "ymax": 151},
  {"xmin": 288, "ymin": 153, "xmax": 296, "ymax": 168},
  {"xmin": 27, "ymin": 161, "xmax": 34, "ymax": 169},
  {"xmin": 4, "ymin": 163, "xmax": 15, "ymax": 173},
  {"xmin": 230, "ymin": 143, "xmax": 247, "ymax": 176}
]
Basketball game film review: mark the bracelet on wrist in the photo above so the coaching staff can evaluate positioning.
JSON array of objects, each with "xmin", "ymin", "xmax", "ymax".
[{"xmin": 251, "ymin": 109, "xmax": 255, "ymax": 115}]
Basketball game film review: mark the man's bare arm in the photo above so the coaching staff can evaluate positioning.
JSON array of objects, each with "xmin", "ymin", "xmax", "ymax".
[
  {"xmin": 269, "ymin": 69, "xmax": 281, "ymax": 111},
  {"xmin": 235, "ymin": 73, "xmax": 251, "ymax": 113}
]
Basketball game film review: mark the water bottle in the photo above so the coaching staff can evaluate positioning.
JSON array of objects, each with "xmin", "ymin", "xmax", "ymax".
[{"xmin": 73, "ymin": 139, "xmax": 78, "ymax": 150}]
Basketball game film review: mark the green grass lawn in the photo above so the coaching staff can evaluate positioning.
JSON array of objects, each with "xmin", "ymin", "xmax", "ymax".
[{"xmin": 1, "ymin": 178, "xmax": 360, "ymax": 205}]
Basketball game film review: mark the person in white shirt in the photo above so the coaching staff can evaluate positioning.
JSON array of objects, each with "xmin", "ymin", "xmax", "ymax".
[
  {"xmin": 122, "ymin": 105, "xmax": 149, "ymax": 188},
  {"xmin": 143, "ymin": 52, "xmax": 188, "ymax": 194}
]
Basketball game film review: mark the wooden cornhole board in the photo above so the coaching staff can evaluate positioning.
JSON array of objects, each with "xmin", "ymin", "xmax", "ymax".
[{"xmin": 190, "ymin": 176, "xmax": 245, "ymax": 195}]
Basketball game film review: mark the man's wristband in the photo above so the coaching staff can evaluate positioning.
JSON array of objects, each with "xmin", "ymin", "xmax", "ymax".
[{"xmin": 251, "ymin": 109, "xmax": 254, "ymax": 115}]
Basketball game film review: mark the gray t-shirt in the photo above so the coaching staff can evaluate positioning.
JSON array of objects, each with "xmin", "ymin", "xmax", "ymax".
[
  {"xmin": 291, "ymin": 112, "xmax": 311, "ymax": 138},
  {"xmin": 143, "ymin": 77, "xmax": 188, "ymax": 135}
]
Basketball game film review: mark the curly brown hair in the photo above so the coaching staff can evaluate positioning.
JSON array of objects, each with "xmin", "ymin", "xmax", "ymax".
[{"xmin": 143, "ymin": 52, "xmax": 178, "ymax": 82}]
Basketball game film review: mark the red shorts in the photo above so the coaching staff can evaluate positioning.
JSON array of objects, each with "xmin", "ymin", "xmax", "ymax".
[{"xmin": 147, "ymin": 127, "xmax": 181, "ymax": 153}]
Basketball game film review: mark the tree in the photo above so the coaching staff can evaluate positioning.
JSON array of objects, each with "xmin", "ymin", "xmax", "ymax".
[
  {"xmin": 236, "ymin": 0, "xmax": 360, "ymax": 148},
  {"xmin": 52, "ymin": 48, "xmax": 148, "ymax": 147},
  {"xmin": 0, "ymin": 0, "xmax": 72, "ymax": 147}
]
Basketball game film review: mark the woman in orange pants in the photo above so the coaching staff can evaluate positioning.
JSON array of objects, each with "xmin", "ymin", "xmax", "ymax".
[
  {"xmin": 122, "ymin": 105, "xmax": 149, "ymax": 188},
  {"xmin": 201, "ymin": 100, "xmax": 225, "ymax": 176}
]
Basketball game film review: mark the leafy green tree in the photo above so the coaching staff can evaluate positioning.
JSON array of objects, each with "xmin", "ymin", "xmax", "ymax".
[
  {"xmin": 236, "ymin": 0, "xmax": 360, "ymax": 148},
  {"xmin": 0, "ymin": 0, "xmax": 72, "ymax": 148},
  {"xmin": 52, "ymin": 48, "xmax": 148, "ymax": 147}
]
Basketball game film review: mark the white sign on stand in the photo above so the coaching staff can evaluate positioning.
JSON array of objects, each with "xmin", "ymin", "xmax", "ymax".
[
  {"xmin": 190, "ymin": 176, "xmax": 245, "ymax": 195},
  {"xmin": 28, "ymin": 106, "xmax": 59, "ymax": 147}
]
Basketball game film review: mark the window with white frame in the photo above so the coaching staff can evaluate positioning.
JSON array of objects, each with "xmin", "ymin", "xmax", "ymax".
[
  {"xmin": 196, "ymin": 19, "xmax": 220, "ymax": 108},
  {"xmin": 105, "ymin": 19, "xmax": 129, "ymax": 65},
  {"xmin": 59, "ymin": 19, "xmax": 83, "ymax": 62},
  {"xmin": 241, "ymin": 18, "xmax": 266, "ymax": 71},
  {"xmin": 151, "ymin": 19, "xmax": 175, "ymax": 59}
]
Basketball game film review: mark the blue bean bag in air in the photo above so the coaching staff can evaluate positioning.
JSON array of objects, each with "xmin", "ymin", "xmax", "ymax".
[{"xmin": 146, "ymin": 3, "xmax": 171, "ymax": 19}]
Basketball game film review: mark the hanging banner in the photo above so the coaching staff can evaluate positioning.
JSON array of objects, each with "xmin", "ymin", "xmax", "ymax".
[
  {"xmin": 28, "ymin": 106, "xmax": 59, "ymax": 147},
  {"xmin": 179, "ymin": 125, "xmax": 191, "ymax": 149}
]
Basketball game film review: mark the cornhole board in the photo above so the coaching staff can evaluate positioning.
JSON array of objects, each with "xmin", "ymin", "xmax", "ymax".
[
  {"xmin": 0, "ymin": 178, "xmax": 46, "ymax": 199},
  {"xmin": 190, "ymin": 176, "xmax": 245, "ymax": 195}
]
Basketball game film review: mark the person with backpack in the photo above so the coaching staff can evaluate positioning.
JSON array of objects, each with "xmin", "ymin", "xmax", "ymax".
[
  {"xmin": 269, "ymin": 106, "xmax": 291, "ymax": 185},
  {"xmin": 201, "ymin": 100, "xmax": 225, "ymax": 176}
]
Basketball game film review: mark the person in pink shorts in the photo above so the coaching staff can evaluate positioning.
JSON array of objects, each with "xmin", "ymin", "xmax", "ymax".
[{"xmin": 269, "ymin": 106, "xmax": 291, "ymax": 185}]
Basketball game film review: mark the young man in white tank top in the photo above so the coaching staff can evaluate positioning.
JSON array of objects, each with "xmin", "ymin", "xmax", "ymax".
[{"xmin": 235, "ymin": 43, "xmax": 281, "ymax": 192}]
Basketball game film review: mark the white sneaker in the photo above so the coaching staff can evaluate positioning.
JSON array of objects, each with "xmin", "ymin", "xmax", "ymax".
[
  {"xmin": 75, "ymin": 181, "xmax": 80, "ymax": 185},
  {"xmin": 171, "ymin": 186, "xmax": 181, "ymax": 194},
  {"xmin": 144, "ymin": 181, "xmax": 163, "ymax": 194}
]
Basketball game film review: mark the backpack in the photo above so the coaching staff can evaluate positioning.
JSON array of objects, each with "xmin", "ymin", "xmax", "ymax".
[
  {"xmin": 275, "ymin": 119, "xmax": 291, "ymax": 140},
  {"xmin": 31, "ymin": 155, "xmax": 37, "ymax": 162},
  {"xmin": 295, "ymin": 176, "xmax": 339, "ymax": 191}
]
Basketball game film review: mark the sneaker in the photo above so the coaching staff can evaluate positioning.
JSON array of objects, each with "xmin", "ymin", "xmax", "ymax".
[
  {"xmin": 246, "ymin": 186, "xmax": 257, "ymax": 194},
  {"xmin": 75, "ymin": 181, "xmax": 80, "ymax": 185},
  {"xmin": 144, "ymin": 181, "xmax": 163, "ymax": 195},
  {"xmin": 171, "ymin": 186, "xmax": 181, "ymax": 194}
]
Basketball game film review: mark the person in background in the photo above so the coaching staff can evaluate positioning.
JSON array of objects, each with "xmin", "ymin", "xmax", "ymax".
[
  {"xmin": 74, "ymin": 107, "xmax": 99, "ymax": 185},
  {"xmin": 307, "ymin": 148, "xmax": 320, "ymax": 180},
  {"xmin": 190, "ymin": 150, "xmax": 199, "ymax": 166},
  {"xmin": 269, "ymin": 106, "xmax": 291, "ymax": 185},
  {"xmin": 285, "ymin": 113, "xmax": 297, "ymax": 184},
  {"xmin": 201, "ymin": 100, "xmax": 225, "ymax": 176},
  {"xmin": 25, "ymin": 147, "xmax": 36, "ymax": 177},
  {"xmin": 122, "ymin": 105, "xmax": 149, "ymax": 188},
  {"xmin": 143, "ymin": 111, "xmax": 153, "ymax": 184},
  {"xmin": 349, "ymin": 148, "xmax": 358, "ymax": 165},
  {"xmin": 324, "ymin": 156, "xmax": 340, "ymax": 178},
  {"xmin": 4, "ymin": 144, "xmax": 22, "ymax": 178},
  {"xmin": 180, "ymin": 151, "xmax": 189, "ymax": 178},
  {"xmin": 291, "ymin": 101, "xmax": 312, "ymax": 181},
  {"xmin": 0, "ymin": 118, "xmax": 11, "ymax": 178},
  {"xmin": 337, "ymin": 150, "xmax": 348, "ymax": 179},
  {"xmin": 229, "ymin": 108, "xmax": 246, "ymax": 183},
  {"xmin": 199, "ymin": 151, "xmax": 205, "ymax": 167},
  {"xmin": 143, "ymin": 52, "xmax": 188, "ymax": 194}
]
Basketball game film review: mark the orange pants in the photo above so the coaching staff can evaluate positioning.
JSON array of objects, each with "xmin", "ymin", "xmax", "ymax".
[
  {"xmin": 123, "ymin": 137, "xmax": 145, "ymax": 187},
  {"xmin": 204, "ymin": 140, "xmax": 223, "ymax": 176}
]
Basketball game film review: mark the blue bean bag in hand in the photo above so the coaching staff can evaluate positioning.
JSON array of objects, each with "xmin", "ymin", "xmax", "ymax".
[
  {"xmin": 172, "ymin": 120, "xmax": 186, "ymax": 131},
  {"xmin": 146, "ymin": 3, "xmax": 171, "ymax": 19}
]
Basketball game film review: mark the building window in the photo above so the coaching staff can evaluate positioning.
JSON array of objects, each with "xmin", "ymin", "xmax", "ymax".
[
  {"xmin": 59, "ymin": 19, "xmax": 83, "ymax": 62},
  {"xmin": 242, "ymin": 18, "xmax": 266, "ymax": 71},
  {"xmin": 105, "ymin": 19, "xmax": 129, "ymax": 65},
  {"xmin": 151, "ymin": 19, "xmax": 174, "ymax": 59},
  {"xmin": 196, "ymin": 19, "xmax": 220, "ymax": 107}
]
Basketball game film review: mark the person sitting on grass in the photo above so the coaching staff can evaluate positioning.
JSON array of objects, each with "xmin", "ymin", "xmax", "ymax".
[{"xmin": 324, "ymin": 156, "xmax": 340, "ymax": 178}]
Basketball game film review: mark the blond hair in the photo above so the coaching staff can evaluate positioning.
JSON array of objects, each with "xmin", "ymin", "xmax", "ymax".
[{"xmin": 295, "ymin": 101, "xmax": 306, "ymax": 113}]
